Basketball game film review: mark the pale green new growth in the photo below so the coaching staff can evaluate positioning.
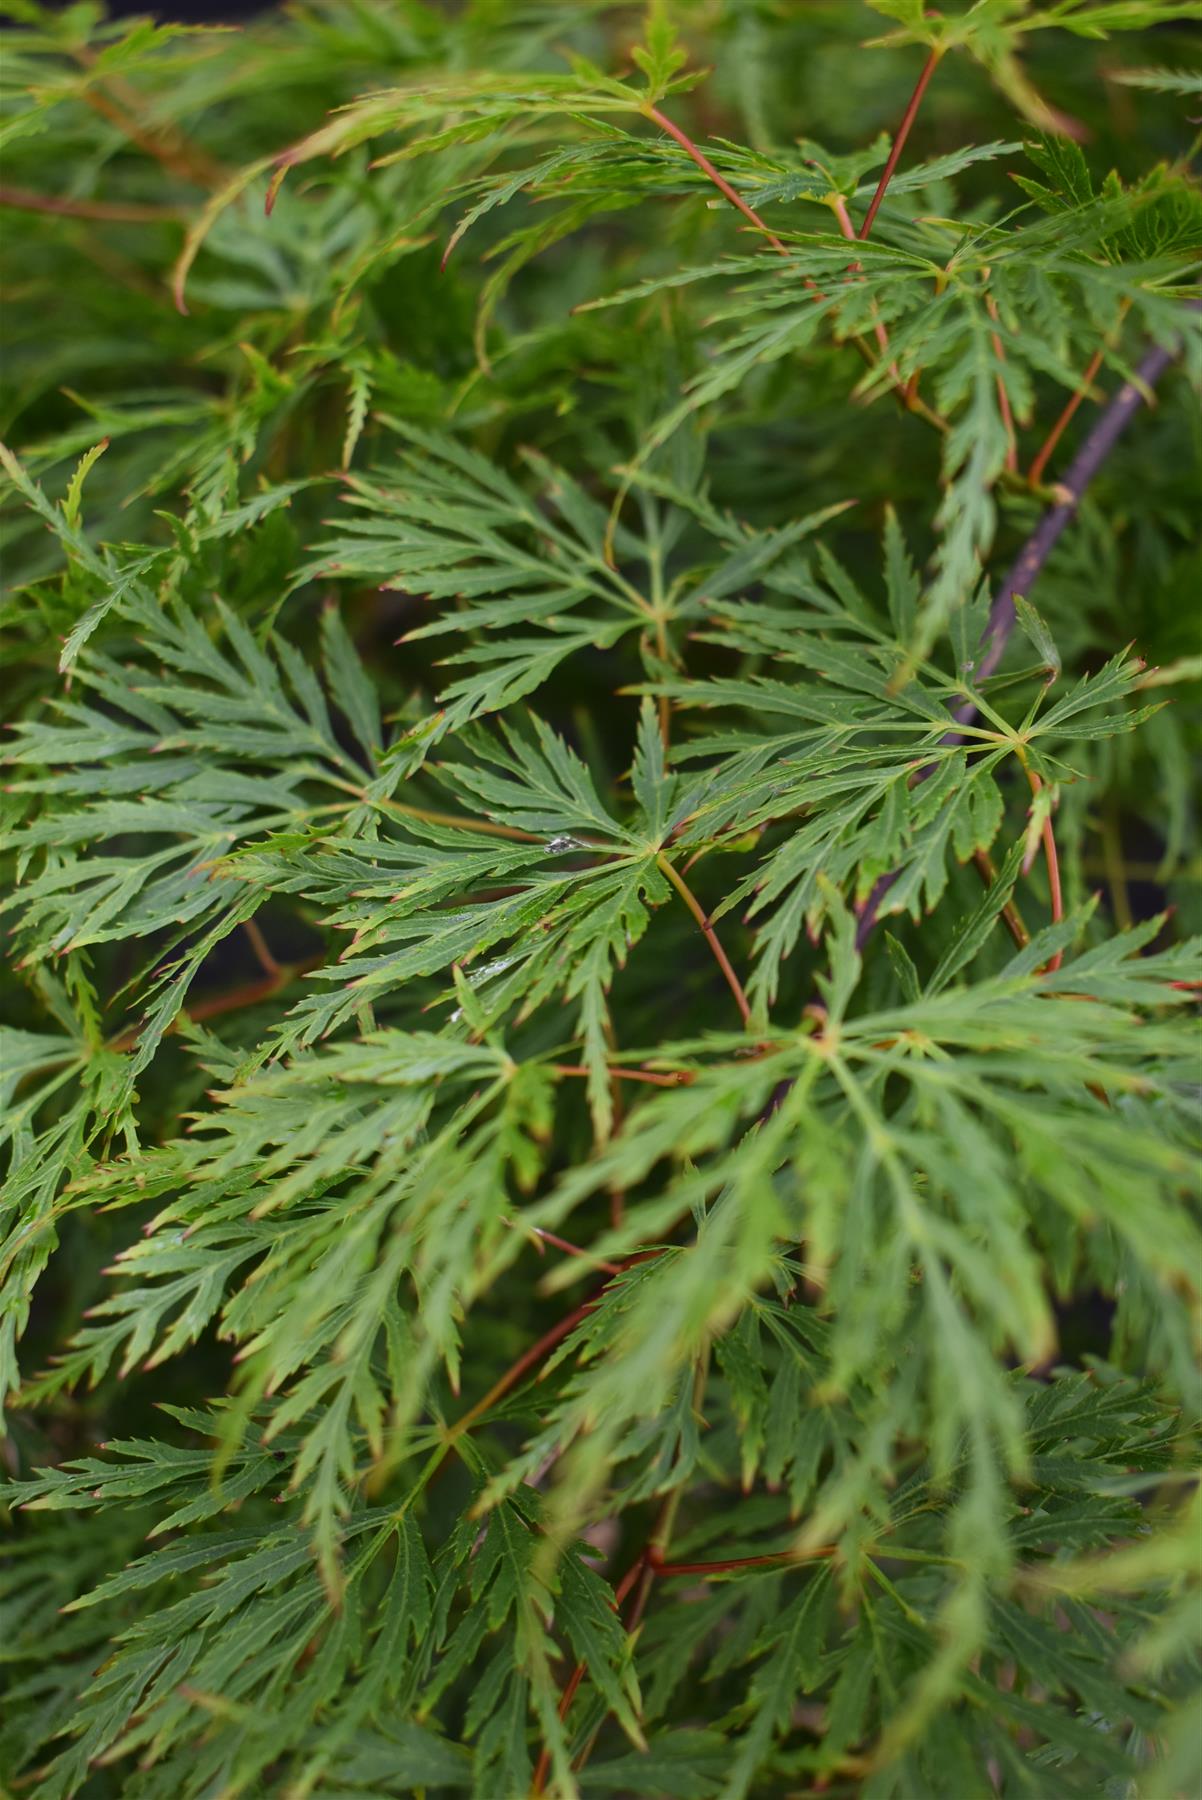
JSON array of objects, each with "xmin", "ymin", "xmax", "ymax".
[{"xmin": 1, "ymin": 1, "xmax": 1200, "ymax": 1796}]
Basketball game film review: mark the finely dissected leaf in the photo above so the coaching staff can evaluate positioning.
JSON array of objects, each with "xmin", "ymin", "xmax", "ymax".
[{"xmin": 2, "ymin": 2, "xmax": 1199, "ymax": 1796}]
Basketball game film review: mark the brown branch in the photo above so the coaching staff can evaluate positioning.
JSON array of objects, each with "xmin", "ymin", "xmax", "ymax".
[
  {"xmin": 531, "ymin": 1665, "xmax": 587, "ymax": 1795},
  {"xmin": 969, "ymin": 319, "xmax": 1193, "ymax": 697},
  {"xmin": 431, "ymin": 1256, "xmax": 669, "ymax": 1497},
  {"xmin": 641, "ymin": 99, "xmax": 895, "ymax": 385},
  {"xmin": 835, "ymin": 176, "xmax": 948, "ymax": 434},
  {"xmin": 849, "ymin": 42, "xmax": 944, "ymax": 421},
  {"xmin": 622, "ymin": 1484, "xmax": 684, "ymax": 1643},
  {"xmin": 0, "ymin": 184, "xmax": 184, "ymax": 223},
  {"xmin": 185, "ymin": 972, "xmax": 291, "ymax": 1024},
  {"xmin": 66, "ymin": 33, "xmax": 227, "ymax": 193},
  {"xmin": 656, "ymin": 853, "xmax": 752, "ymax": 1026},
  {"xmin": 858, "ymin": 46, "xmax": 943, "ymax": 240}
]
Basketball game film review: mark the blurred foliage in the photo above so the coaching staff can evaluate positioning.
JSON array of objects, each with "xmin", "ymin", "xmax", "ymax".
[{"xmin": 1, "ymin": 1, "xmax": 1200, "ymax": 1795}]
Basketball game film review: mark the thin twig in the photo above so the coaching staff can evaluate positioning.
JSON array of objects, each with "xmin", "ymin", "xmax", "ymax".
[
  {"xmin": 432, "ymin": 1301, "xmax": 594, "ymax": 1478},
  {"xmin": 858, "ymin": 46, "xmax": 943, "ymax": 240},
  {"xmin": 0, "ymin": 184, "xmax": 184, "ymax": 222},
  {"xmin": 851, "ymin": 43, "xmax": 943, "ymax": 419},
  {"xmin": 185, "ymin": 973, "xmax": 296, "ymax": 1024},
  {"xmin": 969, "ymin": 324, "xmax": 1190, "ymax": 696},
  {"xmin": 657, "ymin": 853, "xmax": 752, "ymax": 1026},
  {"xmin": 1028, "ymin": 347, "xmax": 1103, "ymax": 487},
  {"xmin": 552, "ymin": 1062, "xmax": 694, "ymax": 1088},
  {"xmin": 534, "ymin": 1231, "xmax": 620, "ymax": 1275},
  {"xmin": 530, "ymin": 1557, "xmax": 646, "ymax": 1795},
  {"xmin": 531, "ymin": 1656, "xmax": 589, "ymax": 1796},
  {"xmin": 854, "ymin": 319, "xmax": 1191, "ymax": 950},
  {"xmin": 831, "ymin": 193, "xmax": 895, "ymax": 370},
  {"xmin": 987, "ymin": 296, "xmax": 1019, "ymax": 474},
  {"xmin": 80, "ymin": 86, "xmax": 226, "ymax": 191},
  {"xmin": 370, "ymin": 793, "xmax": 542, "ymax": 842},
  {"xmin": 565, "ymin": 1361, "xmax": 707, "ymax": 1786},
  {"xmin": 620, "ymin": 1486, "xmax": 682, "ymax": 1649},
  {"xmin": 430, "ymin": 1253, "xmax": 668, "ymax": 1491},
  {"xmin": 649, "ymin": 1546, "xmax": 836, "ymax": 1577},
  {"xmin": 644, "ymin": 104, "xmax": 948, "ymax": 431},
  {"xmin": 106, "ymin": 955, "xmax": 322, "ymax": 1053},
  {"xmin": 972, "ymin": 849, "xmax": 1030, "ymax": 950},
  {"xmin": 68, "ymin": 33, "xmax": 227, "ymax": 192},
  {"xmin": 242, "ymin": 917, "xmax": 282, "ymax": 977},
  {"xmin": 644, "ymin": 104, "xmax": 790, "ymax": 255}
]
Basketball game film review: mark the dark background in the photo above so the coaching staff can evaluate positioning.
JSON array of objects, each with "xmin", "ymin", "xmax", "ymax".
[{"xmin": 105, "ymin": 0, "xmax": 267, "ymax": 15}]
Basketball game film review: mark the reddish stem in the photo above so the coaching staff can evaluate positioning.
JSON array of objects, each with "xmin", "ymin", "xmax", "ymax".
[
  {"xmin": 858, "ymin": 46, "xmax": 943, "ymax": 240},
  {"xmin": 645, "ymin": 105, "xmax": 949, "ymax": 431},
  {"xmin": 645, "ymin": 104, "xmax": 790, "ymax": 258},
  {"xmin": 531, "ymin": 1663, "xmax": 587, "ymax": 1794},
  {"xmin": 552, "ymin": 1063, "xmax": 694, "ymax": 1088},
  {"xmin": 530, "ymin": 1555, "xmax": 647, "ymax": 1794},
  {"xmin": 1027, "ymin": 344, "xmax": 1106, "ymax": 487},
  {"xmin": 0, "ymin": 184, "xmax": 184, "ymax": 222},
  {"xmin": 650, "ymin": 1546, "xmax": 836, "ymax": 1577},
  {"xmin": 656, "ymin": 855, "xmax": 752, "ymax": 1027},
  {"xmin": 432, "ymin": 1301, "xmax": 594, "ymax": 1479},
  {"xmin": 987, "ymin": 297, "xmax": 1019, "ymax": 473},
  {"xmin": 526, "ymin": 1226, "xmax": 623, "ymax": 1276},
  {"xmin": 374, "ymin": 794, "xmax": 541, "ymax": 842},
  {"xmin": 79, "ymin": 85, "xmax": 225, "ymax": 190},
  {"xmin": 831, "ymin": 194, "xmax": 894, "ymax": 369},
  {"xmin": 857, "ymin": 314, "xmax": 1189, "ymax": 951},
  {"xmin": 107, "ymin": 956, "xmax": 323, "ymax": 1053},
  {"xmin": 971, "ymin": 849, "xmax": 1030, "ymax": 951},
  {"xmin": 242, "ymin": 917, "xmax": 282, "ymax": 977},
  {"xmin": 440, "ymin": 1249, "xmax": 674, "ymax": 1477},
  {"xmin": 829, "ymin": 194, "xmax": 858, "ymax": 248}
]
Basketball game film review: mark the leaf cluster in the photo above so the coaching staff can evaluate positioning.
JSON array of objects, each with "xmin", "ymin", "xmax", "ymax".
[{"xmin": 1, "ymin": 1, "xmax": 1200, "ymax": 1796}]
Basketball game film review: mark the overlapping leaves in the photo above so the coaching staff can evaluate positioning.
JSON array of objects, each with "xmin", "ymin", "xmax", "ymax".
[{"xmin": 2, "ymin": 0, "xmax": 1201, "ymax": 1796}]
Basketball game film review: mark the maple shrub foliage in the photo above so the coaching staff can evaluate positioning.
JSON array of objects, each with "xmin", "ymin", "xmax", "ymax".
[{"xmin": 2, "ymin": 0, "xmax": 1202, "ymax": 1795}]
